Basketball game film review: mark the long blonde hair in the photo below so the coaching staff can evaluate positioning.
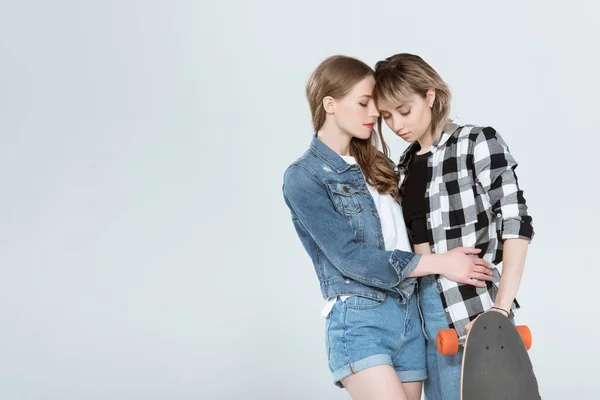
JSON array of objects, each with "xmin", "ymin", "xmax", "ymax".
[
  {"xmin": 374, "ymin": 53, "xmax": 452, "ymax": 142},
  {"xmin": 306, "ymin": 55, "xmax": 399, "ymax": 200}
]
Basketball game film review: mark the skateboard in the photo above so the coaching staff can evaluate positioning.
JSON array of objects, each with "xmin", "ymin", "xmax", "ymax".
[{"xmin": 436, "ymin": 311, "xmax": 541, "ymax": 399}]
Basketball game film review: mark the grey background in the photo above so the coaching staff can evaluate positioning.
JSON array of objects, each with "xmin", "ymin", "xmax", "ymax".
[{"xmin": 0, "ymin": 0, "xmax": 597, "ymax": 399}]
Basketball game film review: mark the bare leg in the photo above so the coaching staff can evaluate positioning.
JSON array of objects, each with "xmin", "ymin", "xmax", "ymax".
[
  {"xmin": 402, "ymin": 381, "xmax": 423, "ymax": 400},
  {"xmin": 342, "ymin": 365, "xmax": 421, "ymax": 400}
]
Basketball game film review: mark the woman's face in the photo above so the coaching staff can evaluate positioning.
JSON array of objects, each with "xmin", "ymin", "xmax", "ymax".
[
  {"xmin": 377, "ymin": 89, "xmax": 435, "ymax": 144},
  {"xmin": 329, "ymin": 75, "xmax": 380, "ymax": 140}
]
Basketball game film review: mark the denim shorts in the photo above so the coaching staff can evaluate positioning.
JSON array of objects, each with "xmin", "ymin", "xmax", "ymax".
[{"xmin": 325, "ymin": 292, "xmax": 427, "ymax": 388}]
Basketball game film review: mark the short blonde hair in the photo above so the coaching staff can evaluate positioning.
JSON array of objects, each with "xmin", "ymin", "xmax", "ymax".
[{"xmin": 374, "ymin": 53, "xmax": 452, "ymax": 140}]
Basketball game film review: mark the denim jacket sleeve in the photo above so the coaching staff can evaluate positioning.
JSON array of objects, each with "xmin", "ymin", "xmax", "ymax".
[{"xmin": 283, "ymin": 163, "xmax": 420, "ymax": 295}]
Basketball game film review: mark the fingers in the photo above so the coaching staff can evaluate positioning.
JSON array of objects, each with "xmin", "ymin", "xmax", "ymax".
[
  {"xmin": 472, "ymin": 258, "xmax": 490, "ymax": 269},
  {"xmin": 463, "ymin": 277, "xmax": 487, "ymax": 288},
  {"xmin": 471, "ymin": 272, "xmax": 493, "ymax": 282},
  {"xmin": 465, "ymin": 321, "xmax": 473, "ymax": 333},
  {"xmin": 456, "ymin": 247, "xmax": 482, "ymax": 255},
  {"xmin": 473, "ymin": 280, "xmax": 487, "ymax": 288},
  {"xmin": 473, "ymin": 266, "xmax": 493, "ymax": 277}
]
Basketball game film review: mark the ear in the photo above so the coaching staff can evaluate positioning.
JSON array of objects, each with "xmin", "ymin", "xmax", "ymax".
[
  {"xmin": 322, "ymin": 96, "xmax": 335, "ymax": 114},
  {"xmin": 426, "ymin": 89, "xmax": 436, "ymax": 109}
]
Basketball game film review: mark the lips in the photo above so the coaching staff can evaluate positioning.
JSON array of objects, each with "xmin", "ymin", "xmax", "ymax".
[{"xmin": 364, "ymin": 123, "xmax": 374, "ymax": 129}]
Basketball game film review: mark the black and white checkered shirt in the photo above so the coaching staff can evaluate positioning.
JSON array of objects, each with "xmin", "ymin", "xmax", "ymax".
[{"xmin": 398, "ymin": 124, "xmax": 534, "ymax": 338}]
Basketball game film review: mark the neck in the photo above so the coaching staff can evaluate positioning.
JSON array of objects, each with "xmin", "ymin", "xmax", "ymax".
[
  {"xmin": 317, "ymin": 119, "xmax": 352, "ymax": 156},
  {"xmin": 417, "ymin": 128, "xmax": 434, "ymax": 154}
]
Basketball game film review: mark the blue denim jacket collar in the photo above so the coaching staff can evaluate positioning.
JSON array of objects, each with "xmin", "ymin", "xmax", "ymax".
[{"xmin": 309, "ymin": 133, "xmax": 354, "ymax": 174}]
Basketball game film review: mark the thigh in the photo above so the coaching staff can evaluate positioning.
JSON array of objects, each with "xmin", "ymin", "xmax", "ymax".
[
  {"xmin": 402, "ymin": 381, "xmax": 423, "ymax": 400},
  {"xmin": 342, "ymin": 365, "xmax": 409, "ymax": 400}
]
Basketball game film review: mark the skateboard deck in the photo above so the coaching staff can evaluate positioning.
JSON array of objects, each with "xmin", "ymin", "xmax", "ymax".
[{"xmin": 461, "ymin": 312, "xmax": 540, "ymax": 399}]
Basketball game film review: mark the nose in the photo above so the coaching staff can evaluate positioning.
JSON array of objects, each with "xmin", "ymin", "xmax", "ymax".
[
  {"xmin": 368, "ymin": 102, "xmax": 380, "ymax": 118},
  {"xmin": 392, "ymin": 117, "xmax": 404, "ymax": 134}
]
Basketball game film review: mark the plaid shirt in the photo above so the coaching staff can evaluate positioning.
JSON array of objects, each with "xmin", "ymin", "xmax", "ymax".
[{"xmin": 398, "ymin": 124, "xmax": 534, "ymax": 338}]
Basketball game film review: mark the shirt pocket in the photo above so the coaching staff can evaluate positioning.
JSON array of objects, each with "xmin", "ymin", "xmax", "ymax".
[
  {"xmin": 438, "ymin": 176, "xmax": 478, "ymax": 229},
  {"xmin": 326, "ymin": 182, "xmax": 364, "ymax": 215}
]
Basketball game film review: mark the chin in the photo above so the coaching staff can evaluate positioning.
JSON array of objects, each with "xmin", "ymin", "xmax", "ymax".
[
  {"xmin": 354, "ymin": 130, "xmax": 373, "ymax": 140},
  {"xmin": 344, "ymin": 126, "xmax": 372, "ymax": 141}
]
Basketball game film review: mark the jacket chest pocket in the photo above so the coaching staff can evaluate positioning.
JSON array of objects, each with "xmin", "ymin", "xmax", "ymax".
[
  {"xmin": 438, "ymin": 176, "xmax": 478, "ymax": 229},
  {"xmin": 327, "ymin": 182, "xmax": 365, "ymax": 215}
]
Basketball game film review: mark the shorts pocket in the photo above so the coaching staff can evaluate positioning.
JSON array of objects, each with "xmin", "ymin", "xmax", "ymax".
[{"xmin": 344, "ymin": 295, "xmax": 386, "ymax": 310}]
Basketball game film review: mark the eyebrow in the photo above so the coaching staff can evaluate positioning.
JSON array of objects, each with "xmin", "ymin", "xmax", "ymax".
[{"xmin": 358, "ymin": 94, "xmax": 373, "ymax": 98}]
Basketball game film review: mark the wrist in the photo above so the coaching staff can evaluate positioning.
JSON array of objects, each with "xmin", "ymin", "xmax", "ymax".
[
  {"xmin": 417, "ymin": 254, "xmax": 442, "ymax": 275},
  {"xmin": 493, "ymin": 300, "xmax": 513, "ymax": 311},
  {"xmin": 491, "ymin": 306, "xmax": 510, "ymax": 317}
]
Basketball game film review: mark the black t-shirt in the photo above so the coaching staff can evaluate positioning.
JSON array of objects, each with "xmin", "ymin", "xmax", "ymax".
[{"xmin": 402, "ymin": 151, "xmax": 431, "ymax": 245}]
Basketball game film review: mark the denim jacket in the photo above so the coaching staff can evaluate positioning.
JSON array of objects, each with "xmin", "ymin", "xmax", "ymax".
[{"xmin": 282, "ymin": 135, "xmax": 421, "ymax": 302}]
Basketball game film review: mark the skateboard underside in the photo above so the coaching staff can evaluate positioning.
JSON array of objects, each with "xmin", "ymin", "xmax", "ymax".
[{"xmin": 461, "ymin": 312, "xmax": 540, "ymax": 400}]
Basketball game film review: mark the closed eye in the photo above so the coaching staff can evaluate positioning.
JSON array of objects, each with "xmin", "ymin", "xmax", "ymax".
[{"xmin": 397, "ymin": 106, "xmax": 411, "ymax": 116}]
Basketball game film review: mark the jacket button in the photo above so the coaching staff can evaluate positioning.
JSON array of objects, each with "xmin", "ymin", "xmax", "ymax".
[
  {"xmin": 343, "ymin": 186, "xmax": 349, "ymax": 193},
  {"xmin": 345, "ymin": 279, "xmax": 350, "ymax": 284}
]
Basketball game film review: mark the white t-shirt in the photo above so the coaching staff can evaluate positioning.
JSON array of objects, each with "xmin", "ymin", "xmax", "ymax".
[{"xmin": 321, "ymin": 155, "xmax": 412, "ymax": 317}]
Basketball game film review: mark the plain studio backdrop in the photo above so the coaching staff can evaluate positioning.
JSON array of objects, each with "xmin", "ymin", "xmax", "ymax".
[{"xmin": 0, "ymin": 1, "xmax": 597, "ymax": 399}]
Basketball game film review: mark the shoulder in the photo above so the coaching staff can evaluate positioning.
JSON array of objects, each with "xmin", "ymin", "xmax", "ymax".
[
  {"xmin": 449, "ymin": 125, "xmax": 509, "ymax": 151},
  {"xmin": 283, "ymin": 154, "xmax": 323, "ymax": 194},
  {"xmin": 450, "ymin": 124, "xmax": 485, "ymax": 138},
  {"xmin": 454, "ymin": 125, "xmax": 502, "ymax": 141}
]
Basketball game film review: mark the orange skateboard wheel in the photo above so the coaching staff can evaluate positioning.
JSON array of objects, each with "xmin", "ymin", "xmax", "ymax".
[
  {"xmin": 437, "ymin": 329, "xmax": 459, "ymax": 355},
  {"xmin": 516, "ymin": 325, "xmax": 532, "ymax": 350}
]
